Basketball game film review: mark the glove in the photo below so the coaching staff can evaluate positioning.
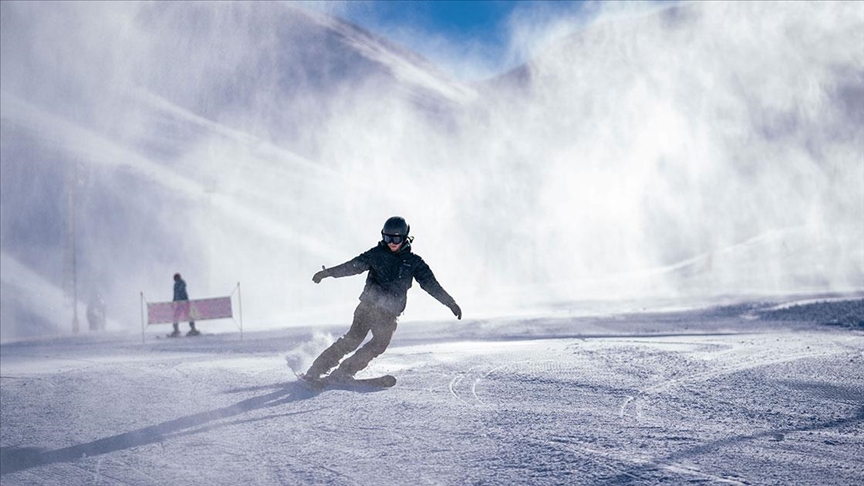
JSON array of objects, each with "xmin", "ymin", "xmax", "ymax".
[
  {"xmin": 312, "ymin": 266, "xmax": 330, "ymax": 284},
  {"xmin": 449, "ymin": 302, "xmax": 462, "ymax": 320}
]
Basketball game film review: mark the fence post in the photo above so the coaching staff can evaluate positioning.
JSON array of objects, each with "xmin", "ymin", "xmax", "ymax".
[
  {"xmin": 237, "ymin": 282, "xmax": 244, "ymax": 340},
  {"xmin": 140, "ymin": 292, "xmax": 145, "ymax": 344}
]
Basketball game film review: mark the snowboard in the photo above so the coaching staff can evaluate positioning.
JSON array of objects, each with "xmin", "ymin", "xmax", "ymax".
[{"xmin": 293, "ymin": 370, "xmax": 396, "ymax": 390}]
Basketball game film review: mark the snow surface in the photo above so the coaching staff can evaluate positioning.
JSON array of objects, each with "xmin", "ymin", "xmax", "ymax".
[{"xmin": 2, "ymin": 297, "xmax": 862, "ymax": 485}]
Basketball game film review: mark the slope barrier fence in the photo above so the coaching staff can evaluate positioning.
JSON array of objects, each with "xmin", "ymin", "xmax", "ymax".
[{"xmin": 140, "ymin": 283, "xmax": 243, "ymax": 342}]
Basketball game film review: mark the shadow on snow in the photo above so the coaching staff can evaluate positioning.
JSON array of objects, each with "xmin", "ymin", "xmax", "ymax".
[{"xmin": 0, "ymin": 379, "xmax": 378, "ymax": 476}]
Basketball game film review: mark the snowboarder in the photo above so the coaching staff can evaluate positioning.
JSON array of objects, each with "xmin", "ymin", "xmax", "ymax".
[
  {"xmin": 302, "ymin": 216, "xmax": 462, "ymax": 382},
  {"xmin": 171, "ymin": 273, "xmax": 199, "ymax": 337}
]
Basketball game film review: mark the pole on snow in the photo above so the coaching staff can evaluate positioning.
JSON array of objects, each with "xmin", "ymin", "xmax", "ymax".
[
  {"xmin": 237, "ymin": 282, "xmax": 244, "ymax": 340},
  {"xmin": 140, "ymin": 292, "xmax": 145, "ymax": 344}
]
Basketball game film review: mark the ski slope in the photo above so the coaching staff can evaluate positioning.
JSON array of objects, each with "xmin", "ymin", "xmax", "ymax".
[{"xmin": 2, "ymin": 297, "xmax": 862, "ymax": 485}]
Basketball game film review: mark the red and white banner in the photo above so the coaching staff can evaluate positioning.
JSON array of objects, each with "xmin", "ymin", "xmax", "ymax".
[{"xmin": 147, "ymin": 297, "xmax": 233, "ymax": 324}]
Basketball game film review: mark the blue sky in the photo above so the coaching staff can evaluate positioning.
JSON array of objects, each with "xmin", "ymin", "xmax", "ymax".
[{"xmin": 300, "ymin": 0, "xmax": 599, "ymax": 80}]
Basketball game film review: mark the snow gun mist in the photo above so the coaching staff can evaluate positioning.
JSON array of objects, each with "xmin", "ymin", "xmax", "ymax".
[{"xmin": 2, "ymin": 2, "xmax": 862, "ymax": 340}]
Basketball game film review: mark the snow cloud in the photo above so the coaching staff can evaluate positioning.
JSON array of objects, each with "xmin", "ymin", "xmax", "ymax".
[
  {"xmin": 284, "ymin": 332, "xmax": 336, "ymax": 374},
  {"xmin": 1, "ymin": 2, "xmax": 861, "ymax": 340}
]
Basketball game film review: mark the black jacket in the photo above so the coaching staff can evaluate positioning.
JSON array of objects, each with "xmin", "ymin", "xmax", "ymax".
[
  {"xmin": 324, "ymin": 240, "xmax": 456, "ymax": 315},
  {"xmin": 173, "ymin": 279, "xmax": 189, "ymax": 301}
]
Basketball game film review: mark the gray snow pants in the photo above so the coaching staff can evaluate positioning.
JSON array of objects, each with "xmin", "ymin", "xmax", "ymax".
[{"xmin": 307, "ymin": 301, "xmax": 398, "ymax": 377}]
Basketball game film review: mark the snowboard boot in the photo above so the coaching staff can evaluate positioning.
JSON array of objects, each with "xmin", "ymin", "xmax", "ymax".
[
  {"xmin": 300, "ymin": 365, "xmax": 326, "ymax": 382},
  {"xmin": 186, "ymin": 323, "xmax": 200, "ymax": 337},
  {"xmin": 169, "ymin": 324, "xmax": 181, "ymax": 337},
  {"xmin": 298, "ymin": 373, "xmax": 319, "ymax": 384},
  {"xmin": 327, "ymin": 368, "xmax": 355, "ymax": 383}
]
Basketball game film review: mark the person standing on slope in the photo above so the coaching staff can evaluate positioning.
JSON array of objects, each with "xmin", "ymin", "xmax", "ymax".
[
  {"xmin": 303, "ymin": 216, "xmax": 462, "ymax": 381},
  {"xmin": 171, "ymin": 273, "xmax": 199, "ymax": 337}
]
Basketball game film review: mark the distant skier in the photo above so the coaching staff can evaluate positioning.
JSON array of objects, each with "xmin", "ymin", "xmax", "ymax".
[
  {"xmin": 302, "ymin": 216, "xmax": 462, "ymax": 382},
  {"xmin": 171, "ymin": 273, "xmax": 199, "ymax": 337}
]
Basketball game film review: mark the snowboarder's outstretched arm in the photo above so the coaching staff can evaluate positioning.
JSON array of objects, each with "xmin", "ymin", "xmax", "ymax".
[
  {"xmin": 312, "ymin": 254, "xmax": 371, "ymax": 283},
  {"xmin": 414, "ymin": 259, "xmax": 462, "ymax": 320}
]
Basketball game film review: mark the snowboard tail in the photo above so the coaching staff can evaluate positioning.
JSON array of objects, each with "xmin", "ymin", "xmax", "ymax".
[{"xmin": 336, "ymin": 374, "xmax": 397, "ymax": 388}]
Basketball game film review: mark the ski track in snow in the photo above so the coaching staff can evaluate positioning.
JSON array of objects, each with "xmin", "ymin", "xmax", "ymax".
[
  {"xmin": 618, "ymin": 338, "xmax": 847, "ymax": 420},
  {"xmin": 1, "ymin": 303, "xmax": 863, "ymax": 485}
]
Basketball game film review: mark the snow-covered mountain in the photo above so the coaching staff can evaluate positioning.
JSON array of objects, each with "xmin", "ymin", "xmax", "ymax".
[
  {"xmin": 1, "ymin": 4, "xmax": 862, "ymax": 482},
  {"xmin": 1, "ymin": 2, "xmax": 862, "ymax": 341},
  {"xmin": 0, "ymin": 2, "xmax": 476, "ymax": 340},
  {"xmin": 468, "ymin": 1, "xmax": 864, "ymax": 298}
]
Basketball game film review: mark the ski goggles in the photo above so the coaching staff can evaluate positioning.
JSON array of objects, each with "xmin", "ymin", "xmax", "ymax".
[{"xmin": 382, "ymin": 233, "xmax": 405, "ymax": 244}]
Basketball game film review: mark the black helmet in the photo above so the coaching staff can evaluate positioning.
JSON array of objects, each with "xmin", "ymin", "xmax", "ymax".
[{"xmin": 381, "ymin": 216, "xmax": 410, "ymax": 237}]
